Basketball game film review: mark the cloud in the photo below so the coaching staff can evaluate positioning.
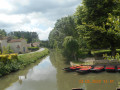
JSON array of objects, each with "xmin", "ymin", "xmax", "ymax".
[{"xmin": 0, "ymin": 0, "xmax": 82, "ymax": 40}]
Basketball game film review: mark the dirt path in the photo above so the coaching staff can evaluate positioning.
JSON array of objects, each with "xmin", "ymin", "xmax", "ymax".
[{"xmin": 19, "ymin": 48, "xmax": 45, "ymax": 56}]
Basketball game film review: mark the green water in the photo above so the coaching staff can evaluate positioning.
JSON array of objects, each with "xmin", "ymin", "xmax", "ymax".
[{"xmin": 0, "ymin": 51, "xmax": 120, "ymax": 90}]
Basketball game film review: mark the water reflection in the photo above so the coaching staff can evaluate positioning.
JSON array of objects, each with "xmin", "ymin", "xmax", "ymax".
[{"xmin": 6, "ymin": 56, "xmax": 57, "ymax": 90}]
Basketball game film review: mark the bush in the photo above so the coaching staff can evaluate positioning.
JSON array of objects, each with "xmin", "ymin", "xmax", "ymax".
[
  {"xmin": 0, "ymin": 54, "xmax": 18, "ymax": 63},
  {"xmin": 28, "ymin": 47, "xmax": 39, "ymax": 51}
]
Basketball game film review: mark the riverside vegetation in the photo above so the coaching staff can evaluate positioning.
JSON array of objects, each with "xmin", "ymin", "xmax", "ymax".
[
  {"xmin": 0, "ymin": 48, "xmax": 49, "ymax": 77},
  {"xmin": 49, "ymin": 0, "xmax": 120, "ymax": 61}
]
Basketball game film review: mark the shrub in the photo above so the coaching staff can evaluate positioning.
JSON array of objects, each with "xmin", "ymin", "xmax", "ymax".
[
  {"xmin": 28, "ymin": 47, "xmax": 39, "ymax": 51},
  {"xmin": 0, "ymin": 54, "xmax": 18, "ymax": 63}
]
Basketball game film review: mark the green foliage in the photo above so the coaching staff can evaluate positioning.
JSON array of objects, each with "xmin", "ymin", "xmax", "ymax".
[
  {"xmin": 75, "ymin": 0, "xmax": 120, "ymax": 56},
  {"xmin": 0, "ymin": 29, "xmax": 7, "ymax": 36},
  {"xmin": 0, "ymin": 48, "xmax": 49, "ymax": 77},
  {"xmin": 103, "ymin": 53, "xmax": 120, "ymax": 61},
  {"xmin": 40, "ymin": 40, "xmax": 49, "ymax": 48},
  {"xmin": 49, "ymin": 16, "xmax": 78, "ymax": 48},
  {"xmin": 28, "ymin": 47, "xmax": 39, "ymax": 51},
  {"xmin": 82, "ymin": 0, "xmax": 117, "ymax": 26},
  {"xmin": 48, "ymin": 0, "xmax": 120, "ymax": 60},
  {"xmin": 63, "ymin": 36, "xmax": 79, "ymax": 60},
  {"xmin": 2, "ymin": 45, "xmax": 13, "ymax": 54}
]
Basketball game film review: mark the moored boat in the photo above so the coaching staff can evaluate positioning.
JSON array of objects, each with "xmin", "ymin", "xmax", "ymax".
[
  {"xmin": 105, "ymin": 65, "xmax": 116, "ymax": 72},
  {"xmin": 72, "ymin": 88, "xmax": 84, "ymax": 90},
  {"xmin": 90, "ymin": 65, "xmax": 104, "ymax": 72},
  {"xmin": 62, "ymin": 65, "xmax": 81, "ymax": 72},
  {"xmin": 117, "ymin": 65, "xmax": 120, "ymax": 72},
  {"xmin": 76, "ymin": 66, "xmax": 92, "ymax": 74}
]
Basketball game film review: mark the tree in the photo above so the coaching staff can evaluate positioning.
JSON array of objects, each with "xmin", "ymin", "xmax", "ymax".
[
  {"xmin": 0, "ymin": 29, "xmax": 7, "ymax": 36},
  {"xmin": 82, "ymin": 0, "xmax": 117, "ymax": 26},
  {"xmin": 105, "ymin": 14, "xmax": 120, "ymax": 56},
  {"xmin": 49, "ymin": 16, "xmax": 78, "ymax": 49},
  {"xmin": 63, "ymin": 36, "xmax": 79, "ymax": 60},
  {"xmin": 75, "ymin": 0, "xmax": 120, "ymax": 56}
]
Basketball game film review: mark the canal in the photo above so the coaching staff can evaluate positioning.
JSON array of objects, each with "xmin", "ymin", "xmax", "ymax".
[{"xmin": 0, "ymin": 51, "xmax": 120, "ymax": 90}]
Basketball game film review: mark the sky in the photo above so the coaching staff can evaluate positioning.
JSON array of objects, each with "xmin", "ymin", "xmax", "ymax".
[{"xmin": 0, "ymin": 0, "xmax": 82, "ymax": 40}]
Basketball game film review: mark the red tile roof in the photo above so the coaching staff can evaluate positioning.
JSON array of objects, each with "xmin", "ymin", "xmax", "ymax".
[{"xmin": 8, "ymin": 39, "xmax": 23, "ymax": 43}]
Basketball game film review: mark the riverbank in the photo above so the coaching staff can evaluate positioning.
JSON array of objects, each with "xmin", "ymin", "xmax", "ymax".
[{"xmin": 0, "ymin": 48, "xmax": 49, "ymax": 77}]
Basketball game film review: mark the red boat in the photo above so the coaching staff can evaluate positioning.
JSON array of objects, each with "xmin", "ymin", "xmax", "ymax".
[
  {"xmin": 105, "ymin": 65, "xmax": 116, "ymax": 72},
  {"xmin": 76, "ymin": 66, "xmax": 92, "ymax": 74},
  {"xmin": 117, "ymin": 65, "xmax": 120, "ymax": 72},
  {"xmin": 91, "ymin": 65, "xmax": 104, "ymax": 72},
  {"xmin": 62, "ymin": 65, "xmax": 81, "ymax": 72}
]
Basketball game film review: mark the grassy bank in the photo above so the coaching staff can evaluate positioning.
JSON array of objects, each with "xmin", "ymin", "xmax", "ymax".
[{"xmin": 0, "ymin": 48, "xmax": 49, "ymax": 77}]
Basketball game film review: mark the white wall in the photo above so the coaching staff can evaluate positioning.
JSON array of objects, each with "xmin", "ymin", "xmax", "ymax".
[
  {"xmin": 9, "ymin": 40, "xmax": 28, "ymax": 53},
  {"xmin": 0, "ymin": 39, "xmax": 8, "ymax": 53}
]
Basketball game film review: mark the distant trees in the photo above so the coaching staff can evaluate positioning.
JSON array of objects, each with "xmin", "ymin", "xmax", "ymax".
[
  {"xmin": 40, "ymin": 40, "xmax": 49, "ymax": 48},
  {"xmin": 0, "ymin": 29, "xmax": 7, "ymax": 36},
  {"xmin": 0, "ymin": 29, "xmax": 39, "ymax": 44},
  {"xmin": 8, "ymin": 31, "xmax": 39, "ymax": 43}
]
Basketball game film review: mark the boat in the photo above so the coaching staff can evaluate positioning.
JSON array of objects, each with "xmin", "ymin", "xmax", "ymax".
[
  {"xmin": 105, "ymin": 65, "xmax": 116, "ymax": 72},
  {"xmin": 117, "ymin": 65, "xmax": 120, "ymax": 72},
  {"xmin": 90, "ymin": 65, "xmax": 104, "ymax": 72},
  {"xmin": 76, "ymin": 66, "xmax": 92, "ymax": 74},
  {"xmin": 116, "ymin": 88, "xmax": 120, "ymax": 90},
  {"xmin": 72, "ymin": 88, "xmax": 84, "ymax": 90},
  {"xmin": 62, "ymin": 65, "xmax": 81, "ymax": 72}
]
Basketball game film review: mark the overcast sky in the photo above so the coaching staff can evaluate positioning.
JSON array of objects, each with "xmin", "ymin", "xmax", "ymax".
[{"xmin": 0, "ymin": 0, "xmax": 82, "ymax": 40}]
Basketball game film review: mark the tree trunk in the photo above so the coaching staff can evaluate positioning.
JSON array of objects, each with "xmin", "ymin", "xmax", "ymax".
[
  {"xmin": 88, "ymin": 50, "xmax": 92, "ymax": 55},
  {"xmin": 73, "ymin": 52, "xmax": 77, "ymax": 61},
  {"xmin": 111, "ymin": 47, "xmax": 116, "ymax": 56}
]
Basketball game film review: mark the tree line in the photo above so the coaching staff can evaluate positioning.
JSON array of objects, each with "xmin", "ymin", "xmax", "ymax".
[
  {"xmin": 0, "ymin": 29, "xmax": 39, "ymax": 43},
  {"xmin": 49, "ymin": 0, "xmax": 120, "ymax": 60}
]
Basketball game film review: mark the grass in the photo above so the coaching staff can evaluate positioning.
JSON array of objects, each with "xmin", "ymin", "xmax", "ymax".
[{"xmin": 18, "ymin": 48, "xmax": 49, "ymax": 68}]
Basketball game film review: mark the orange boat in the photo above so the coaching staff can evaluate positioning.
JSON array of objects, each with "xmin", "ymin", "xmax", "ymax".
[
  {"xmin": 62, "ymin": 65, "xmax": 81, "ymax": 72},
  {"xmin": 76, "ymin": 65, "xmax": 92, "ymax": 74}
]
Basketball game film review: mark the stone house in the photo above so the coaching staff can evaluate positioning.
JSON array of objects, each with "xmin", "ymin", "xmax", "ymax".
[{"xmin": 0, "ymin": 37, "xmax": 28, "ymax": 54}]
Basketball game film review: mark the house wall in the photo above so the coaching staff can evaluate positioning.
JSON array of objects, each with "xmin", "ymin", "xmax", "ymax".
[
  {"xmin": 9, "ymin": 40, "xmax": 28, "ymax": 53},
  {"xmin": 9, "ymin": 42, "xmax": 22, "ymax": 53},
  {"xmin": 0, "ymin": 38, "xmax": 28, "ymax": 54},
  {"xmin": 0, "ymin": 39, "xmax": 8, "ymax": 53},
  {"xmin": 21, "ymin": 39, "xmax": 28, "ymax": 53}
]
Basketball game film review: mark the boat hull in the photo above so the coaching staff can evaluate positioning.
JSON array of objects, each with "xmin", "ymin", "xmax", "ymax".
[
  {"xmin": 90, "ymin": 68, "xmax": 104, "ymax": 73},
  {"xmin": 62, "ymin": 67, "xmax": 79, "ymax": 72}
]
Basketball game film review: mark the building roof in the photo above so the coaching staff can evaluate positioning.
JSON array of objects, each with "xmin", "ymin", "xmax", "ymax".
[
  {"xmin": 0, "ymin": 36, "xmax": 8, "ymax": 40},
  {"xmin": 32, "ymin": 42, "xmax": 40, "ymax": 47},
  {"xmin": 8, "ymin": 39, "xmax": 23, "ymax": 43}
]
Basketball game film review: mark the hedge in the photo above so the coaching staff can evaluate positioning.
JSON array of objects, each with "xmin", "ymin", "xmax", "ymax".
[{"xmin": 28, "ymin": 47, "xmax": 39, "ymax": 51}]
